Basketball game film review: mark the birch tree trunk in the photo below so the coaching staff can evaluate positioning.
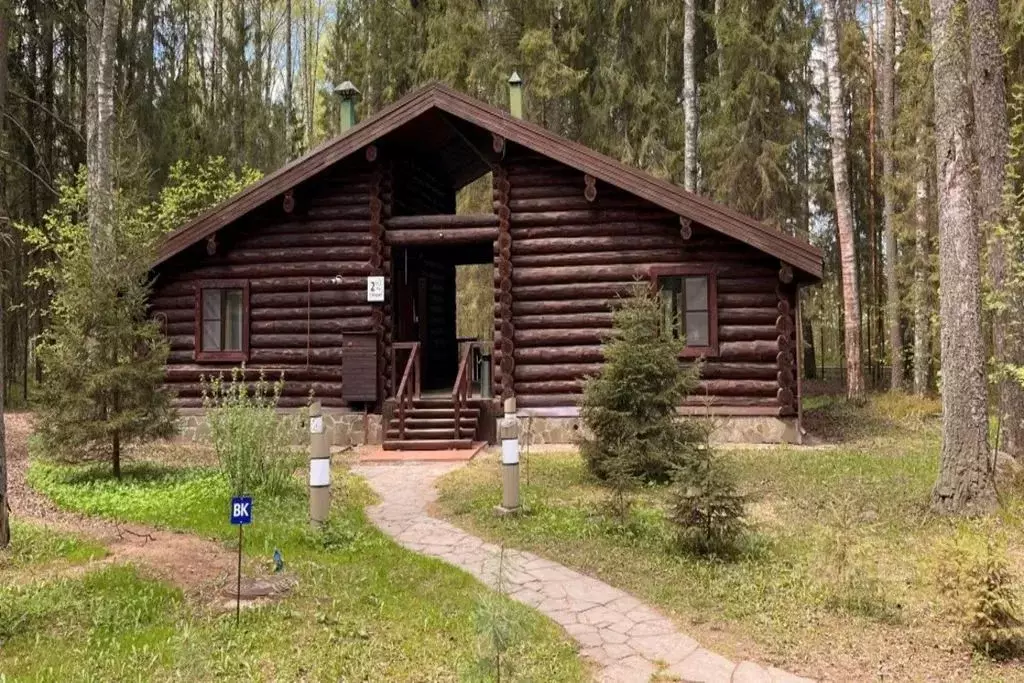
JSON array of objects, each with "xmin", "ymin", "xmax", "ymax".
[
  {"xmin": 0, "ymin": 0, "xmax": 10, "ymax": 549},
  {"xmin": 930, "ymin": 0, "xmax": 995, "ymax": 514},
  {"xmin": 86, "ymin": 0, "xmax": 118, "ymax": 262},
  {"xmin": 967, "ymin": 0, "xmax": 1023, "ymax": 456},
  {"xmin": 913, "ymin": 141, "xmax": 930, "ymax": 395},
  {"xmin": 683, "ymin": 0, "xmax": 697, "ymax": 193},
  {"xmin": 822, "ymin": 0, "xmax": 864, "ymax": 399},
  {"xmin": 882, "ymin": 0, "xmax": 903, "ymax": 390},
  {"xmin": 286, "ymin": 0, "xmax": 293, "ymax": 156}
]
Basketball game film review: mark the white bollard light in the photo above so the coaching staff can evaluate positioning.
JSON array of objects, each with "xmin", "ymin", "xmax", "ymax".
[
  {"xmin": 496, "ymin": 397, "xmax": 521, "ymax": 515},
  {"xmin": 309, "ymin": 402, "xmax": 331, "ymax": 526}
]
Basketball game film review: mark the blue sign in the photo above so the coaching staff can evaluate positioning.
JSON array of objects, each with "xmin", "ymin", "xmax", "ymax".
[{"xmin": 230, "ymin": 496, "xmax": 253, "ymax": 525}]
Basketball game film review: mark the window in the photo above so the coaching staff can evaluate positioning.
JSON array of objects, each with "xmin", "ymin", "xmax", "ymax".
[
  {"xmin": 195, "ymin": 281, "xmax": 249, "ymax": 361},
  {"xmin": 652, "ymin": 267, "xmax": 718, "ymax": 357}
]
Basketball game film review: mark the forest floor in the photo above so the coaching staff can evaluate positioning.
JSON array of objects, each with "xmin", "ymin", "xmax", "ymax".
[
  {"xmin": 0, "ymin": 414, "xmax": 584, "ymax": 681},
  {"xmin": 436, "ymin": 394, "xmax": 1024, "ymax": 682}
]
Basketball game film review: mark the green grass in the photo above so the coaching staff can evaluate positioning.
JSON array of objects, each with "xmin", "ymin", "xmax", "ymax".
[
  {"xmin": 0, "ymin": 520, "xmax": 107, "ymax": 573},
  {"xmin": 437, "ymin": 394, "xmax": 1024, "ymax": 680},
  {"xmin": 1, "ymin": 460, "xmax": 586, "ymax": 682}
]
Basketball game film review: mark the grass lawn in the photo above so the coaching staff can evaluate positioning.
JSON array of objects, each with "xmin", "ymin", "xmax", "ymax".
[
  {"xmin": 0, "ymin": 459, "xmax": 585, "ymax": 682},
  {"xmin": 436, "ymin": 394, "xmax": 1024, "ymax": 682},
  {"xmin": 0, "ymin": 520, "xmax": 107, "ymax": 573}
]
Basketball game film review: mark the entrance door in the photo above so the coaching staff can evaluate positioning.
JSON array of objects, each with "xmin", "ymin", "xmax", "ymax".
[{"xmin": 392, "ymin": 248, "xmax": 457, "ymax": 392}]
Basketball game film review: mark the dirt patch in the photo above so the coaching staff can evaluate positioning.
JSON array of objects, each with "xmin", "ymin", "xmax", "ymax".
[{"xmin": 4, "ymin": 412, "xmax": 235, "ymax": 597}]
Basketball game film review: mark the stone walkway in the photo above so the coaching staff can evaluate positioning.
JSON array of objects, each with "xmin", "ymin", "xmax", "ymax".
[{"xmin": 355, "ymin": 462, "xmax": 812, "ymax": 683}]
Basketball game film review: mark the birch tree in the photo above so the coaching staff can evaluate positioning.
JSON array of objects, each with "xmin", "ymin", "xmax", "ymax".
[
  {"xmin": 930, "ymin": 0, "xmax": 995, "ymax": 514},
  {"xmin": 913, "ymin": 142, "xmax": 931, "ymax": 395},
  {"xmin": 0, "ymin": 0, "xmax": 10, "ymax": 549},
  {"xmin": 967, "ymin": 0, "xmax": 1023, "ymax": 456},
  {"xmin": 822, "ymin": 0, "xmax": 864, "ymax": 398},
  {"xmin": 881, "ymin": 0, "xmax": 903, "ymax": 390},
  {"xmin": 85, "ymin": 0, "xmax": 119, "ymax": 261},
  {"xmin": 683, "ymin": 0, "xmax": 697, "ymax": 192}
]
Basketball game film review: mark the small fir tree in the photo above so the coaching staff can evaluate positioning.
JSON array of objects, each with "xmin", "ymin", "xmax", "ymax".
[
  {"xmin": 25, "ymin": 174, "xmax": 175, "ymax": 478},
  {"xmin": 669, "ymin": 434, "xmax": 747, "ymax": 557},
  {"xmin": 580, "ymin": 281, "xmax": 705, "ymax": 484}
]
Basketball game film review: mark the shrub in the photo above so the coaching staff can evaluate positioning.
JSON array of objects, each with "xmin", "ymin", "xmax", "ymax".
[
  {"xmin": 202, "ymin": 368, "xmax": 305, "ymax": 497},
  {"xmin": 936, "ymin": 530, "xmax": 1024, "ymax": 660},
  {"xmin": 580, "ymin": 282, "xmax": 706, "ymax": 484},
  {"xmin": 668, "ymin": 439, "xmax": 747, "ymax": 557}
]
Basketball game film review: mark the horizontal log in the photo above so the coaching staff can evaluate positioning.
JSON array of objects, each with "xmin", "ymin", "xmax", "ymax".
[
  {"xmin": 152, "ymin": 308, "xmax": 193, "ymax": 324},
  {"xmin": 512, "ymin": 282, "xmax": 633, "ymax": 302},
  {"xmin": 514, "ymin": 346, "xmax": 604, "ymax": 364},
  {"xmin": 171, "ymin": 381, "xmax": 345, "ymax": 398},
  {"xmin": 165, "ymin": 322, "xmax": 194, "ymax": 336},
  {"xmin": 515, "ymin": 328, "xmax": 612, "ymax": 347},
  {"xmin": 680, "ymin": 396, "xmax": 781, "ymax": 407},
  {"xmin": 512, "ymin": 235, "xmax": 680, "ymax": 255},
  {"xmin": 716, "ymin": 276, "xmax": 780, "ymax": 293},
  {"xmin": 172, "ymin": 396, "xmax": 348, "ymax": 409},
  {"xmin": 168, "ymin": 335, "xmax": 194, "ymax": 351},
  {"xmin": 251, "ymin": 290, "xmax": 366, "ymax": 307},
  {"xmin": 717, "ymin": 307, "xmax": 779, "ymax": 324},
  {"xmin": 697, "ymin": 379, "xmax": 778, "ymax": 397},
  {"xmin": 700, "ymin": 362, "xmax": 779, "ymax": 380},
  {"xmin": 154, "ymin": 275, "xmax": 369, "ymax": 298},
  {"xmin": 512, "ymin": 248, "xmax": 679, "ymax": 268},
  {"xmin": 504, "ymin": 196, "xmax": 645, "ymax": 213},
  {"xmin": 511, "ymin": 264, "xmax": 648, "ymax": 286},
  {"xmin": 515, "ymin": 363, "xmax": 603, "ymax": 381},
  {"xmin": 718, "ymin": 340, "xmax": 779, "ymax": 362},
  {"xmin": 158, "ymin": 262, "xmax": 373, "ymax": 280},
  {"xmin": 164, "ymin": 364, "xmax": 346, "ymax": 382},
  {"xmin": 511, "ymin": 300, "xmax": 613, "ymax": 316},
  {"xmin": 250, "ymin": 333, "xmax": 342, "ymax": 349},
  {"xmin": 307, "ymin": 192, "xmax": 371, "ymax": 208},
  {"xmin": 251, "ymin": 305, "xmax": 373, "ymax": 321},
  {"xmin": 514, "ymin": 380, "xmax": 585, "ymax": 394},
  {"xmin": 251, "ymin": 319, "xmax": 368, "ymax": 334},
  {"xmin": 510, "ymin": 223, "xmax": 679, "ymax": 240},
  {"xmin": 220, "ymin": 246, "xmax": 373, "ymax": 265},
  {"xmin": 304, "ymin": 205, "xmax": 371, "ymax": 220},
  {"xmin": 150, "ymin": 294, "xmax": 193, "ymax": 310},
  {"xmin": 387, "ymin": 227, "xmax": 498, "ymax": 245},
  {"xmin": 718, "ymin": 293, "xmax": 778, "ymax": 308},
  {"xmin": 385, "ymin": 213, "xmax": 498, "ymax": 229},
  {"xmin": 516, "ymin": 394, "xmax": 581, "ymax": 408},
  {"xmin": 249, "ymin": 348, "xmax": 343, "ymax": 364},
  {"xmin": 719, "ymin": 325, "xmax": 779, "ymax": 342},
  {"xmin": 514, "ymin": 312, "xmax": 614, "ymax": 329},
  {"xmin": 237, "ymin": 232, "xmax": 372, "ymax": 249},
  {"xmin": 245, "ymin": 219, "xmax": 371, "ymax": 235},
  {"xmin": 510, "ymin": 209, "xmax": 675, "ymax": 227}
]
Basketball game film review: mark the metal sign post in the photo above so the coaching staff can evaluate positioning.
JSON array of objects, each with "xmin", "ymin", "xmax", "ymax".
[{"xmin": 230, "ymin": 495, "xmax": 253, "ymax": 625}]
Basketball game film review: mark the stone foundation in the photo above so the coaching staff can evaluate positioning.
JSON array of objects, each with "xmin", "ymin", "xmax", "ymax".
[
  {"xmin": 176, "ymin": 409, "xmax": 383, "ymax": 448},
  {"xmin": 519, "ymin": 415, "xmax": 800, "ymax": 446}
]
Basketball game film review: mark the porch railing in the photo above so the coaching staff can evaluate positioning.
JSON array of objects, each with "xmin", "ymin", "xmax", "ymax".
[
  {"xmin": 451, "ymin": 342, "xmax": 478, "ymax": 440},
  {"xmin": 392, "ymin": 342, "xmax": 421, "ymax": 440}
]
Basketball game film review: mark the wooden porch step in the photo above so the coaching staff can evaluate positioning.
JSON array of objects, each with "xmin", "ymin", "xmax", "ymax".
[
  {"xmin": 386, "ymin": 427, "xmax": 476, "ymax": 440},
  {"xmin": 400, "ymin": 406, "xmax": 480, "ymax": 419},
  {"xmin": 382, "ymin": 438, "xmax": 474, "ymax": 451},
  {"xmin": 392, "ymin": 417, "xmax": 478, "ymax": 429}
]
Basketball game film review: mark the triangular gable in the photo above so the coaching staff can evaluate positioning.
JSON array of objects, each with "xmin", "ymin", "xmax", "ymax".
[{"xmin": 155, "ymin": 83, "xmax": 823, "ymax": 280}]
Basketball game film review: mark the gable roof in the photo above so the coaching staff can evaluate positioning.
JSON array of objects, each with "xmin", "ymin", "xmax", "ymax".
[{"xmin": 155, "ymin": 83, "xmax": 823, "ymax": 280}]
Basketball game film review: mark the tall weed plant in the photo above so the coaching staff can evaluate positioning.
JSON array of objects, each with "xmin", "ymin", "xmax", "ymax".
[{"xmin": 202, "ymin": 368, "xmax": 305, "ymax": 497}]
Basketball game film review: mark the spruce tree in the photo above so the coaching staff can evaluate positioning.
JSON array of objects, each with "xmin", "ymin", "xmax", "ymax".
[{"xmin": 580, "ymin": 282, "xmax": 705, "ymax": 484}]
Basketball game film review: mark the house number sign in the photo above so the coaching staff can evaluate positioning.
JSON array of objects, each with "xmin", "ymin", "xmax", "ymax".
[{"xmin": 366, "ymin": 275, "xmax": 384, "ymax": 302}]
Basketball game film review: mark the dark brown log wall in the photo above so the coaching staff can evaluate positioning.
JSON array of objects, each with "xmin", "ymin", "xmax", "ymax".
[
  {"xmin": 150, "ymin": 160, "xmax": 376, "ymax": 409},
  {"xmin": 494, "ymin": 148, "xmax": 799, "ymax": 416}
]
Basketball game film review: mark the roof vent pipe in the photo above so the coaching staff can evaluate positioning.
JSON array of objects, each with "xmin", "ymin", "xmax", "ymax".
[
  {"xmin": 508, "ymin": 72, "xmax": 523, "ymax": 119},
  {"xmin": 335, "ymin": 81, "xmax": 361, "ymax": 132}
]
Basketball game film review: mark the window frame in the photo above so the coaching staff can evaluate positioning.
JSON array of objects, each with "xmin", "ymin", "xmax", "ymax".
[
  {"xmin": 193, "ymin": 279, "xmax": 250, "ymax": 362},
  {"xmin": 650, "ymin": 265, "xmax": 719, "ymax": 358}
]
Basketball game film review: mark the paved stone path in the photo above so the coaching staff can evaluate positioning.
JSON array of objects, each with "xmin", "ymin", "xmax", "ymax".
[{"xmin": 355, "ymin": 462, "xmax": 812, "ymax": 683}]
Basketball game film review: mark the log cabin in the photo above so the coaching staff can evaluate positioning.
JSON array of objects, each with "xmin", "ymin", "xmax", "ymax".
[{"xmin": 151, "ymin": 79, "xmax": 823, "ymax": 450}]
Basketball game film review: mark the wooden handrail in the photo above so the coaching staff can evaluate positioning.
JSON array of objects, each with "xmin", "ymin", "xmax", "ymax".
[
  {"xmin": 451, "ymin": 342, "xmax": 477, "ymax": 440},
  {"xmin": 393, "ymin": 342, "xmax": 421, "ymax": 440}
]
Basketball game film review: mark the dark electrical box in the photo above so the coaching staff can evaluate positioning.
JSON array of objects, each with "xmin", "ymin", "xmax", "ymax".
[{"xmin": 342, "ymin": 333, "xmax": 378, "ymax": 402}]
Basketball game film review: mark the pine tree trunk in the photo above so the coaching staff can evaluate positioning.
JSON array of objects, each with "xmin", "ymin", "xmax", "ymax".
[
  {"xmin": 913, "ymin": 140, "xmax": 930, "ymax": 395},
  {"xmin": 683, "ymin": 0, "xmax": 697, "ymax": 193},
  {"xmin": 882, "ymin": 0, "xmax": 903, "ymax": 390},
  {"xmin": 286, "ymin": 0, "xmax": 293, "ymax": 155},
  {"xmin": 86, "ymin": 0, "xmax": 119, "ymax": 262},
  {"xmin": 822, "ymin": 0, "xmax": 864, "ymax": 399},
  {"xmin": 967, "ymin": 0, "xmax": 1023, "ymax": 456},
  {"xmin": 112, "ymin": 429, "xmax": 121, "ymax": 480},
  {"xmin": 930, "ymin": 0, "xmax": 995, "ymax": 515}
]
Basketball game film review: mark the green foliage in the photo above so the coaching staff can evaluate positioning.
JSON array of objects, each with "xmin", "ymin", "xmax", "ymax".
[
  {"xmin": 150, "ymin": 157, "xmax": 262, "ymax": 234},
  {"xmin": 202, "ymin": 368, "xmax": 306, "ymax": 497},
  {"xmin": 21, "ymin": 173, "xmax": 175, "ymax": 477},
  {"xmin": 0, "ymin": 520, "xmax": 106, "ymax": 571},
  {"xmin": 580, "ymin": 282, "xmax": 706, "ymax": 485},
  {"xmin": 936, "ymin": 529, "xmax": 1024, "ymax": 660},
  {"xmin": 669, "ymin": 439, "xmax": 748, "ymax": 558},
  {"xmin": 470, "ymin": 546, "xmax": 527, "ymax": 682}
]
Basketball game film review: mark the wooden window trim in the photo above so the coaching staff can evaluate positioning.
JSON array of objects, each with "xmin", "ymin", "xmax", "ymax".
[
  {"xmin": 649, "ymin": 265, "xmax": 719, "ymax": 359},
  {"xmin": 194, "ymin": 279, "xmax": 250, "ymax": 362}
]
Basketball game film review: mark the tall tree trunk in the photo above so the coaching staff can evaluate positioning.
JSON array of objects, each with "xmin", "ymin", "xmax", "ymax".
[
  {"xmin": 286, "ymin": 0, "xmax": 293, "ymax": 156},
  {"xmin": 913, "ymin": 140, "xmax": 930, "ymax": 395},
  {"xmin": 930, "ymin": 0, "xmax": 995, "ymax": 514},
  {"xmin": 86, "ymin": 0, "xmax": 119, "ymax": 261},
  {"xmin": 882, "ymin": 0, "xmax": 903, "ymax": 390},
  {"xmin": 867, "ymin": 0, "xmax": 878, "ymax": 385},
  {"xmin": 967, "ymin": 0, "xmax": 1022, "ymax": 456},
  {"xmin": 683, "ymin": 0, "xmax": 697, "ymax": 193},
  {"xmin": 822, "ymin": 0, "xmax": 864, "ymax": 399},
  {"xmin": 0, "ymin": 0, "xmax": 11, "ymax": 549}
]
